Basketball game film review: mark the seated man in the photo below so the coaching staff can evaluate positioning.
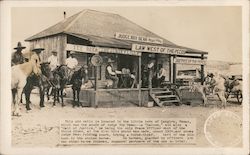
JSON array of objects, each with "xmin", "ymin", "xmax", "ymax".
[
  {"xmin": 157, "ymin": 64, "xmax": 167, "ymax": 87},
  {"xmin": 105, "ymin": 58, "xmax": 119, "ymax": 89}
]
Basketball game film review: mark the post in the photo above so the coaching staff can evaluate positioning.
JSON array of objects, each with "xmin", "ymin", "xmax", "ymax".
[
  {"xmin": 169, "ymin": 56, "xmax": 172, "ymax": 83},
  {"xmin": 173, "ymin": 55, "xmax": 176, "ymax": 84},
  {"xmin": 148, "ymin": 67, "xmax": 152, "ymax": 94},
  {"xmin": 201, "ymin": 54, "xmax": 204, "ymax": 85},
  {"xmin": 94, "ymin": 66, "xmax": 98, "ymax": 108},
  {"xmin": 138, "ymin": 56, "xmax": 142, "ymax": 107}
]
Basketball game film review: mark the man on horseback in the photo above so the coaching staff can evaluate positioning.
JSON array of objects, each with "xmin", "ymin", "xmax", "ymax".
[
  {"xmin": 48, "ymin": 50, "xmax": 59, "ymax": 71},
  {"xmin": 22, "ymin": 45, "xmax": 45, "ymax": 110},
  {"xmin": 205, "ymin": 73, "xmax": 216, "ymax": 95},
  {"xmin": 11, "ymin": 42, "xmax": 26, "ymax": 66},
  {"xmin": 65, "ymin": 51, "xmax": 78, "ymax": 83}
]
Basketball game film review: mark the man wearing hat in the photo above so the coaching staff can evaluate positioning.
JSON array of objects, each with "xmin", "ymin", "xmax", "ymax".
[
  {"xmin": 105, "ymin": 58, "xmax": 119, "ymax": 88},
  {"xmin": 31, "ymin": 44, "xmax": 44, "ymax": 62},
  {"xmin": 65, "ymin": 51, "xmax": 78, "ymax": 70},
  {"xmin": 48, "ymin": 50, "xmax": 59, "ymax": 71},
  {"xmin": 11, "ymin": 42, "xmax": 26, "ymax": 66}
]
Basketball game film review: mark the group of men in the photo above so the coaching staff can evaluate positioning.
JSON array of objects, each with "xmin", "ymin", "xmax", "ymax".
[
  {"xmin": 11, "ymin": 42, "xmax": 79, "ymax": 72},
  {"xmin": 12, "ymin": 41, "xmax": 168, "ymax": 89},
  {"xmin": 105, "ymin": 58, "xmax": 167, "ymax": 89}
]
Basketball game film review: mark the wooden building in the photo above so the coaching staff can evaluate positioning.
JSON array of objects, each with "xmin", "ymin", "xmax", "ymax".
[{"xmin": 26, "ymin": 10, "xmax": 208, "ymax": 107}]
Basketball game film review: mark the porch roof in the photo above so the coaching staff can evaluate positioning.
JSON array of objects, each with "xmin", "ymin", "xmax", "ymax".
[{"xmin": 66, "ymin": 32, "xmax": 208, "ymax": 56}]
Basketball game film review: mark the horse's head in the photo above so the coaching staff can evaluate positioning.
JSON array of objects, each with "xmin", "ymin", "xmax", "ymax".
[
  {"xmin": 80, "ymin": 65, "xmax": 89, "ymax": 81},
  {"xmin": 40, "ymin": 62, "xmax": 51, "ymax": 77},
  {"xmin": 52, "ymin": 73, "xmax": 61, "ymax": 89}
]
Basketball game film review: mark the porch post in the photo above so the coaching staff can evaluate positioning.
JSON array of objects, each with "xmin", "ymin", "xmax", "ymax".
[
  {"xmin": 138, "ymin": 56, "xmax": 142, "ymax": 107},
  {"xmin": 201, "ymin": 54, "xmax": 204, "ymax": 85},
  {"xmin": 173, "ymin": 55, "xmax": 177, "ymax": 84},
  {"xmin": 94, "ymin": 66, "xmax": 98, "ymax": 108}
]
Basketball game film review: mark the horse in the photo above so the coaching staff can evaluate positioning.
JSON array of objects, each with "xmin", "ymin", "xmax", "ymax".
[
  {"xmin": 51, "ymin": 65, "xmax": 69, "ymax": 107},
  {"xmin": 71, "ymin": 65, "xmax": 88, "ymax": 107},
  {"xmin": 212, "ymin": 73, "xmax": 227, "ymax": 108},
  {"xmin": 225, "ymin": 78, "xmax": 243, "ymax": 103},
  {"xmin": 21, "ymin": 62, "xmax": 53, "ymax": 110},
  {"xmin": 189, "ymin": 73, "xmax": 227, "ymax": 108},
  {"xmin": 11, "ymin": 53, "xmax": 41, "ymax": 116},
  {"xmin": 189, "ymin": 79, "xmax": 210, "ymax": 107},
  {"xmin": 52, "ymin": 65, "xmax": 88, "ymax": 107}
]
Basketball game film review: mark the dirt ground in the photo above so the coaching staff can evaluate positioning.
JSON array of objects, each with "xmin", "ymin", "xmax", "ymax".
[{"xmin": 11, "ymin": 93, "xmax": 243, "ymax": 148}]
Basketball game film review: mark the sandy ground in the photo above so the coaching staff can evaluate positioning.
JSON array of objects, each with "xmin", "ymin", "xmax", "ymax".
[{"xmin": 11, "ymin": 93, "xmax": 243, "ymax": 148}]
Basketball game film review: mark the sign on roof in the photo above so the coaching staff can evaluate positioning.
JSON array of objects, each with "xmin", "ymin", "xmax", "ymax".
[
  {"xmin": 174, "ymin": 57, "xmax": 206, "ymax": 65},
  {"xmin": 66, "ymin": 44, "xmax": 141, "ymax": 56},
  {"xmin": 132, "ymin": 44, "xmax": 187, "ymax": 55},
  {"xmin": 115, "ymin": 32, "xmax": 163, "ymax": 45}
]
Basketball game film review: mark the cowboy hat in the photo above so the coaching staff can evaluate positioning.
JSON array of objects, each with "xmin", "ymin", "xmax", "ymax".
[
  {"xmin": 14, "ymin": 42, "xmax": 26, "ymax": 50},
  {"xmin": 107, "ymin": 58, "xmax": 115, "ymax": 63},
  {"xmin": 83, "ymin": 64, "xmax": 88, "ymax": 68},
  {"xmin": 32, "ymin": 44, "xmax": 44, "ymax": 52}
]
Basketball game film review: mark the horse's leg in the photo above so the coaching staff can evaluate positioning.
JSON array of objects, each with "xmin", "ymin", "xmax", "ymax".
[
  {"xmin": 202, "ymin": 89, "xmax": 207, "ymax": 107},
  {"xmin": 24, "ymin": 86, "xmax": 32, "ymax": 111},
  {"xmin": 53, "ymin": 88, "xmax": 57, "ymax": 106},
  {"xmin": 39, "ymin": 86, "xmax": 45, "ymax": 108},
  {"xmin": 61, "ymin": 89, "xmax": 65, "ymax": 107},
  {"xmin": 217, "ymin": 91, "xmax": 226, "ymax": 109},
  {"xmin": 72, "ymin": 88, "xmax": 76, "ymax": 107},
  {"xmin": 47, "ymin": 86, "xmax": 50, "ymax": 101},
  {"xmin": 14, "ymin": 88, "xmax": 23, "ymax": 116},
  {"xmin": 20, "ymin": 90, "xmax": 23, "ymax": 104},
  {"xmin": 77, "ymin": 88, "xmax": 82, "ymax": 107},
  {"xmin": 12, "ymin": 89, "xmax": 17, "ymax": 115}
]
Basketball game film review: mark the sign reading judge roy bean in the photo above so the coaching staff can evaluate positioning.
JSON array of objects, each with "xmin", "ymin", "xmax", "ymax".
[{"xmin": 115, "ymin": 32, "xmax": 164, "ymax": 45}]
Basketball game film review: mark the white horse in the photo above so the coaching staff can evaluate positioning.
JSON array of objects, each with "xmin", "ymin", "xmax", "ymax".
[
  {"xmin": 11, "ymin": 54, "xmax": 41, "ymax": 116},
  {"xmin": 189, "ymin": 73, "xmax": 227, "ymax": 108},
  {"xmin": 213, "ymin": 73, "xmax": 227, "ymax": 108}
]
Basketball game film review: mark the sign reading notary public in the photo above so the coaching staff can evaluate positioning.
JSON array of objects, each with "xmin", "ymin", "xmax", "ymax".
[
  {"xmin": 174, "ymin": 57, "xmax": 207, "ymax": 65},
  {"xmin": 115, "ymin": 32, "xmax": 163, "ymax": 44},
  {"xmin": 132, "ymin": 44, "xmax": 187, "ymax": 55}
]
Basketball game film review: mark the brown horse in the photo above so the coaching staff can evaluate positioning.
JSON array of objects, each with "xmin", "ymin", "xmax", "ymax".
[
  {"xmin": 21, "ymin": 62, "xmax": 53, "ymax": 110},
  {"xmin": 52, "ymin": 65, "xmax": 88, "ymax": 107},
  {"xmin": 71, "ymin": 65, "xmax": 88, "ymax": 107},
  {"xmin": 11, "ymin": 53, "xmax": 41, "ymax": 116}
]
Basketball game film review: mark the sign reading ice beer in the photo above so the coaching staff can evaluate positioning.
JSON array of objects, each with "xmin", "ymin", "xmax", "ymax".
[
  {"xmin": 174, "ymin": 57, "xmax": 206, "ymax": 65},
  {"xmin": 66, "ymin": 44, "xmax": 140, "ymax": 56},
  {"xmin": 132, "ymin": 44, "xmax": 187, "ymax": 55},
  {"xmin": 115, "ymin": 32, "xmax": 163, "ymax": 44},
  {"xmin": 66, "ymin": 44, "xmax": 98, "ymax": 54}
]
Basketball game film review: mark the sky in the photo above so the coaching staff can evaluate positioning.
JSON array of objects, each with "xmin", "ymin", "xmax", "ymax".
[{"xmin": 12, "ymin": 6, "xmax": 242, "ymax": 63}]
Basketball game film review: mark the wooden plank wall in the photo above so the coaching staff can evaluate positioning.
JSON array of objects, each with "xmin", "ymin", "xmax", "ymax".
[{"xmin": 29, "ymin": 34, "xmax": 67, "ymax": 64}]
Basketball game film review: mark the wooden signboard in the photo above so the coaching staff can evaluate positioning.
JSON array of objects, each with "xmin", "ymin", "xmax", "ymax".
[
  {"xmin": 174, "ymin": 57, "xmax": 206, "ymax": 65},
  {"xmin": 132, "ymin": 44, "xmax": 187, "ymax": 55},
  {"xmin": 115, "ymin": 32, "xmax": 163, "ymax": 45}
]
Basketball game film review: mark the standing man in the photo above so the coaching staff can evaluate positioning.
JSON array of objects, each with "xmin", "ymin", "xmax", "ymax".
[
  {"xmin": 65, "ymin": 51, "xmax": 78, "ymax": 70},
  {"xmin": 11, "ymin": 42, "xmax": 26, "ymax": 66},
  {"xmin": 48, "ymin": 50, "xmax": 59, "ymax": 71},
  {"xmin": 105, "ymin": 58, "xmax": 119, "ymax": 89},
  {"xmin": 157, "ymin": 64, "xmax": 167, "ymax": 87}
]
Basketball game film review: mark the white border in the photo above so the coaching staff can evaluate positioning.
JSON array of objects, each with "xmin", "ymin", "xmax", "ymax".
[{"xmin": 0, "ymin": 1, "xmax": 249, "ymax": 155}]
